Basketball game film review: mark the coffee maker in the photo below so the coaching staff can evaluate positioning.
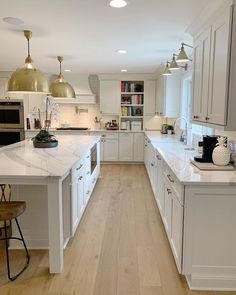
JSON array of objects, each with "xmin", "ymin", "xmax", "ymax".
[{"xmin": 194, "ymin": 135, "xmax": 219, "ymax": 163}]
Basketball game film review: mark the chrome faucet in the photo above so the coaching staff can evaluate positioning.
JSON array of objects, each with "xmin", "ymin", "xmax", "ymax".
[{"xmin": 174, "ymin": 117, "xmax": 188, "ymax": 145}]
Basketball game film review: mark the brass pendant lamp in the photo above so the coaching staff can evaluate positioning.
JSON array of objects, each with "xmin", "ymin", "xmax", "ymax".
[
  {"xmin": 8, "ymin": 30, "xmax": 49, "ymax": 94},
  {"xmin": 50, "ymin": 56, "xmax": 75, "ymax": 98},
  {"xmin": 162, "ymin": 62, "xmax": 172, "ymax": 76}
]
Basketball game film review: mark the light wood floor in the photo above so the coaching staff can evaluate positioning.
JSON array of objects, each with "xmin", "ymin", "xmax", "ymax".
[{"xmin": 0, "ymin": 164, "xmax": 235, "ymax": 294}]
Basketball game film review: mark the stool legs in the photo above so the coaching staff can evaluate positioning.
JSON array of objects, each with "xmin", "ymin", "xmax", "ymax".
[{"xmin": 1, "ymin": 218, "xmax": 30, "ymax": 281}]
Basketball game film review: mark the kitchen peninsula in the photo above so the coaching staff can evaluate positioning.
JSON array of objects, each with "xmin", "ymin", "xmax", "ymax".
[{"xmin": 0, "ymin": 135, "xmax": 100, "ymax": 273}]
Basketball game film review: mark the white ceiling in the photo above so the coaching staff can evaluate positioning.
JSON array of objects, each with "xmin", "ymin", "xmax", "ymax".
[{"xmin": 0, "ymin": 0, "xmax": 214, "ymax": 74}]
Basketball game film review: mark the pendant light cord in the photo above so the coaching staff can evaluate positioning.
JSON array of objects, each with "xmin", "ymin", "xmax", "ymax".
[{"xmin": 27, "ymin": 38, "xmax": 30, "ymax": 57}]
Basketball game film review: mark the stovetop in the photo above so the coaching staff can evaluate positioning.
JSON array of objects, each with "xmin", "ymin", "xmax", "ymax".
[{"xmin": 56, "ymin": 127, "xmax": 90, "ymax": 130}]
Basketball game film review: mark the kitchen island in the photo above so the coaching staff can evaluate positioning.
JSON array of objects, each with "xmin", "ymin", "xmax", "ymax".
[
  {"xmin": 0, "ymin": 135, "xmax": 100, "ymax": 273},
  {"xmin": 145, "ymin": 131, "xmax": 236, "ymax": 291}
]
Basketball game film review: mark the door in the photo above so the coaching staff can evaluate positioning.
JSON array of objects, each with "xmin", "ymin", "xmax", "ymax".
[
  {"xmin": 119, "ymin": 132, "xmax": 133, "ymax": 161},
  {"xmin": 144, "ymin": 80, "xmax": 156, "ymax": 115},
  {"xmin": 100, "ymin": 80, "xmax": 120, "ymax": 114},
  {"xmin": 133, "ymin": 133, "xmax": 144, "ymax": 162},
  {"xmin": 192, "ymin": 27, "xmax": 211, "ymax": 122},
  {"xmin": 103, "ymin": 139, "xmax": 118, "ymax": 161},
  {"xmin": 208, "ymin": 6, "xmax": 232, "ymax": 125}
]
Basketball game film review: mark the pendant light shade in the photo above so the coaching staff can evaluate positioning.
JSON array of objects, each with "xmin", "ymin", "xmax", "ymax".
[
  {"xmin": 50, "ymin": 56, "xmax": 75, "ymax": 98},
  {"xmin": 162, "ymin": 62, "xmax": 172, "ymax": 76},
  {"xmin": 169, "ymin": 54, "xmax": 179, "ymax": 71},
  {"xmin": 176, "ymin": 43, "xmax": 192, "ymax": 63},
  {"xmin": 8, "ymin": 30, "xmax": 49, "ymax": 94}
]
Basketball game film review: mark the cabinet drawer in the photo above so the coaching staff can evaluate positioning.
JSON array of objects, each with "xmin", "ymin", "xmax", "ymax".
[
  {"xmin": 100, "ymin": 132, "xmax": 118, "ymax": 139},
  {"xmin": 72, "ymin": 158, "xmax": 85, "ymax": 179},
  {"xmin": 163, "ymin": 163, "xmax": 184, "ymax": 205}
]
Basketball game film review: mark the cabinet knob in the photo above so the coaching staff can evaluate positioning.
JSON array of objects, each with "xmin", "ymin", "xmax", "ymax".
[
  {"xmin": 167, "ymin": 188, "xmax": 172, "ymax": 194},
  {"xmin": 151, "ymin": 163, "xmax": 154, "ymax": 167},
  {"xmin": 159, "ymin": 112, "xmax": 163, "ymax": 115},
  {"xmin": 205, "ymin": 116, "xmax": 210, "ymax": 121},
  {"xmin": 79, "ymin": 176, "xmax": 83, "ymax": 180}
]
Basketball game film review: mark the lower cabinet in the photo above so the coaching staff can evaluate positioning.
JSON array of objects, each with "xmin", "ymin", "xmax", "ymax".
[
  {"xmin": 133, "ymin": 133, "xmax": 144, "ymax": 161},
  {"xmin": 119, "ymin": 132, "xmax": 134, "ymax": 161},
  {"xmin": 102, "ymin": 138, "xmax": 119, "ymax": 161},
  {"xmin": 155, "ymin": 152, "xmax": 164, "ymax": 216}
]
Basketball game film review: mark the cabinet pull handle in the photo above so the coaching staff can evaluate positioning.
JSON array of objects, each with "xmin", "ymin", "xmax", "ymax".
[
  {"xmin": 205, "ymin": 116, "xmax": 210, "ymax": 121},
  {"xmin": 104, "ymin": 140, "xmax": 106, "ymax": 142},
  {"xmin": 92, "ymin": 178, "xmax": 96, "ymax": 183},
  {"xmin": 167, "ymin": 188, "xmax": 172, "ymax": 194},
  {"xmin": 76, "ymin": 164, "xmax": 83, "ymax": 170},
  {"xmin": 151, "ymin": 163, "xmax": 154, "ymax": 167},
  {"xmin": 159, "ymin": 112, "xmax": 163, "ymax": 115},
  {"xmin": 167, "ymin": 174, "xmax": 174, "ymax": 183},
  {"xmin": 87, "ymin": 190, "xmax": 90, "ymax": 194},
  {"xmin": 86, "ymin": 155, "xmax": 90, "ymax": 158},
  {"xmin": 145, "ymin": 144, "xmax": 147, "ymax": 147},
  {"xmin": 87, "ymin": 171, "xmax": 90, "ymax": 175},
  {"xmin": 79, "ymin": 176, "xmax": 83, "ymax": 180},
  {"xmin": 102, "ymin": 134, "xmax": 106, "ymax": 137},
  {"xmin": 156, "ymin": 155, "xmax": 161, "ymax": 160}
]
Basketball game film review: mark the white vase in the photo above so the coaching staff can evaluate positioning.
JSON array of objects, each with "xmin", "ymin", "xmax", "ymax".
[{"xmin": 212, "ymin": 137, "xmax": 230, "ymax": 166}]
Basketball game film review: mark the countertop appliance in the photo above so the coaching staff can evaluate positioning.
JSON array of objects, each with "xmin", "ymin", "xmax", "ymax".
[
  {"xmin": 161, "ymin": 124, "xmax": 168, "ymax": 134},
  {"xmin": 194, "ymin": 135, "xmax": 219, "ymax": 162},
  {"xmin": 0, "ymin": 99, "xmax": 25, "ymax": 147}
]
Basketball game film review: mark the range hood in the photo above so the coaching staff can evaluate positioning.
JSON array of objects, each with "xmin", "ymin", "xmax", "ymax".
[{"xmin": 52, "ymin": 74, "xmax": 96, "ymax": 104}]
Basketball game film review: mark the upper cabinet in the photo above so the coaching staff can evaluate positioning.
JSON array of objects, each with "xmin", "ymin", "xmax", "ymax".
[
  {"xmin": 144, "ymin": 80, "xmax": 156, "ymax": 115},
  {"xmin": 99, "ymin": 80, "xmax": 120, "ymax": 115},
  {"xmin": 0, "ymin": 78, "xmax": 8, "ymax": 98},
  {"xmin": 191, "ymin": 3, "xmax": 236, "ymax": 130},
  {"xmin": 156, "ymin": 71, "xmax": 181, "ymax": 118}
]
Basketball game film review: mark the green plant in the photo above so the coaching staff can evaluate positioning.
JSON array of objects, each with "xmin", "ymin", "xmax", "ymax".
[{"xmin": 167, "ymin": 125, "xmax": 174, "ymax": 130}]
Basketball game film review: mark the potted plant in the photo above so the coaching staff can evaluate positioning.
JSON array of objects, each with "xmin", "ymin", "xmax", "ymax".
[{"xmin": 32, "ymin": 96, "xmax": 59, "ymax": 148}]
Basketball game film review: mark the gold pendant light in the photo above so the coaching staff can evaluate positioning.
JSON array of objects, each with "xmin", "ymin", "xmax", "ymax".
[
  {"xmin": 176, "ymin": 42, "xmax": 193, "ymax": 63},
  {"xmin": 162, "ymin": 62, "xmax": 172, "ymax": 76},
  {"xmin": 8, "ymin": 30, "xmax": 49, "ymax": 94},
  {"xmin": 169, "ymin": 54, "xmax": 179, "ymax": 71},
  {"xmin": 50, "ymin": 56, "xmax": 76, "ymax": 98}
]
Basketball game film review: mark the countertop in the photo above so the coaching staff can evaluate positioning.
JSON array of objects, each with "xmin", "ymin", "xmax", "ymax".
[
  {"xmin": 25, "ymin": 129, "xmax": 145, "ymax": 133},
  {"xmin": 145, "ymin": 131, "xmax": 236, "ymax": 185},
  {"xmin": 0, "ymin": 135, "xmax": 100, "ymax": 179}
]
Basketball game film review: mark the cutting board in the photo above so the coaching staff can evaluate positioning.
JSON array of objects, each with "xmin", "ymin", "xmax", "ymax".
[{"xmin": 190, "ymin": 159, "xmax": 234, "ymax": 171}]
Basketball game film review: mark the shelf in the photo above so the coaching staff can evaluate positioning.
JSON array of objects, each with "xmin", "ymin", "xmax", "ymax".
[
  {"xmin": 120, "ymin": 104, "xmax": 144, "ymax": 107},
  {"xmin": 121, "ymin": 92, "xmax": 144, "ymax": 95},
  {"xmin": 121, "ymin": 116, "xmax": 143, "ymax": 119}
]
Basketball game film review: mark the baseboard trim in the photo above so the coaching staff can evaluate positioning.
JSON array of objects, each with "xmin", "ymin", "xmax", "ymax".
[{"xmin": 186, "ymin": 274, "xmax": 236, "ymax": 291}]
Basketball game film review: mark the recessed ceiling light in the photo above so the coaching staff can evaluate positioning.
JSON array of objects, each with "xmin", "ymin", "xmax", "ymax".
[
  {"xmin": 109, "ymin": 0, "xmax": 127, "ymax": 8},
  {"xmin": 117, "ymin": 49, "xmax": 127, "ymax": 54},
  {"xmin": 64, "ymin": 69, "xmax": 71, "ymax": 72},
  {"xmin": 2, "ymin": 17, "xmax": 24, "ymax": 25},
  {"xmin": 121, "ymin": 69, "xmax": 127, "ymax": 72}
]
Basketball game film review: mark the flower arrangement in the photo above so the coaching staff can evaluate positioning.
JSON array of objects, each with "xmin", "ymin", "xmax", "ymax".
[{"xmin": 32, "ymin": 96, "xmax": 59, "ymax": 148}]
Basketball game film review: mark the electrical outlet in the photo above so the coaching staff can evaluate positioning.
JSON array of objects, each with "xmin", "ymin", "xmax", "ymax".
[{"xmin": 228, "ymin": 140, "xmax": 235, "ymax": 151}]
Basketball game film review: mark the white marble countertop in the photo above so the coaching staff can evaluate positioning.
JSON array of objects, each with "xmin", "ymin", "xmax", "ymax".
[
  {"xmin": 25, "ymin": 129, "xmax": 144, "ymax": 133},
  {"xmin": 145, "ymin": 131, "xmax": 236, "ymax": 185},
  {"xmin": 0, "ymin": 135, "xmax": 100, "ymax": 180}
]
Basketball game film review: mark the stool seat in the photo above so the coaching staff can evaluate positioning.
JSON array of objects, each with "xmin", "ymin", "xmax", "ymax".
[{"xmin": 0, "ymin": 202, "xmax": 26, "ymax": 221}]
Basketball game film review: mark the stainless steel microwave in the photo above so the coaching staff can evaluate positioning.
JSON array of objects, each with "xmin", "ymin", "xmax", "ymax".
[{"xmin": 0, "ymin": 100, "xmax": 24, "ymax": 129}]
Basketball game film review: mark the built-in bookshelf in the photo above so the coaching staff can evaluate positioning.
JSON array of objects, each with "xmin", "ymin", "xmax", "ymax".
[{"xmin": 120, "ymin": 81, "xmax": 144, "ymax": 130}]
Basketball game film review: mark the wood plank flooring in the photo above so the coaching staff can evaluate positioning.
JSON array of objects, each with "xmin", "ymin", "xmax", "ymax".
[{"xmin": 0, "ymin": 164, "xmax": 235, "ymax": 294}]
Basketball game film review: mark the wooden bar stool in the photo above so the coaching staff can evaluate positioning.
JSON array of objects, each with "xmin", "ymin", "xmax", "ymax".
[{"xmin": 0, "ymin": 198, "xmax": 30, "ymax": 281}]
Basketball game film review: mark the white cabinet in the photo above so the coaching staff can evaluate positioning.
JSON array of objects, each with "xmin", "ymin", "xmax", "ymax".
[
  {"xmin": 192, "ymin": 27, "xmax": 211, "ymax": 122},
  {"xmin": 119, "ymin": 132, "xmax": 133, "ymax": 161},
  {"xmin": 155, "ymin": 71, "xmax": 181, "ymax": 118},
  {"xmin": 133, "ymin": 133, "xmax": 144, "ymax": 162},
  {"xmin": 144, "ymin": 80, "xmax": 156, "ymax": 115},
  {"xmin": 100, "ymin": 80, "xmax": 120, "ymax": 114},
  {"xmin": 71, "ymin": 159, "xmax": 85, "ymax": 236},
  {"xmin": 0, "ymin": 77, "xmax": 8, "ymax": 98},
  {"xmin": 163, "ymin": 172, "xmax": 183, "ymax": 273},
  {"xmin": 155, "ymin": 152, "xmax": 164, "ymax": 217},
  {"xmin": 99, "ymin": 133, "xmax": 119, "ymax": 162},
  {"xmin": 192, "ymin": 5, "xmax": 235, "ymax": 128}
]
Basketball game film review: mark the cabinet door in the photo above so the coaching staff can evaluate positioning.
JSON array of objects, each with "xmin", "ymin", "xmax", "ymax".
[
  {"xmin": 119, "ymin": 133, "xmax": 133, "ymax": 161},
  {"xmin": 133, "ymin": 133, "xmax": 144, "ymax": 162},
  {"xmin": 100, "ymin": 80, "xmax": 120, "ymax": 114},
  {"xmin": 170, "ymin": 191, "xmax": 183, "ymax": 273},
  {"xmin": 103, "ymin": 139, "xmax": 118, "ymax": 161},
  {"xmin": 163, "ymin": 180, "xmax": 172, "ymax": 237},
  {"xmin": 155, "ymin": 77, "xmax": 165, "ymax": 116},
  {"xmin": 156, "ymin": 154, "xmax": 164, "ymax": 217},
  {"xmin": 144, "ymin": 137, "xmax": 149, "ymax": 169},
  {"xmin": 28, "ymin": 94, "xmax": 46, "ymax": 113},
  {"xmin": 165, "ymin": 71, "xmax": 181, "ymax": 118},
  {"xmin": 144, "ymin": 80, "xmax": 156, "ymax": 115},
  {"xmin": 0, "ymin": 77, "xmax": 8, "ymax": 98},
  {"xmin": 100, "ymin": 140, "xmax": 104, "ymax": 161},
  {"xmin": 208, "ymin": 6, "xmax": 232, "ymax": 125},
  {"xmin": 192, "ymin": 27, "xmax": 211, "ymax": 122}
]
